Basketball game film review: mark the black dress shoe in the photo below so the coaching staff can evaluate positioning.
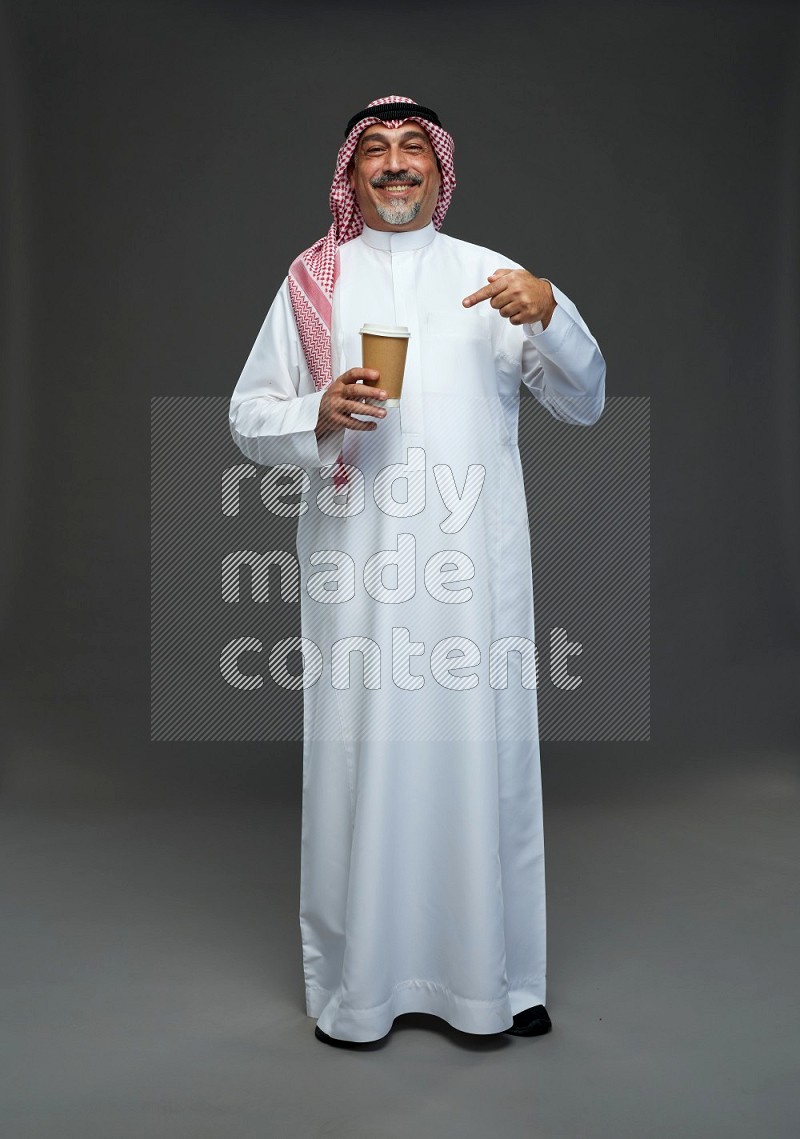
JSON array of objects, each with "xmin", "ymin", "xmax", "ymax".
[
  {"xmin": 314, "ymin": 1025, "xmax": 388, "ymax": 1049},
  {"xmin": 503, "ymin": 1004, "xmax": 552, "ymax": 1037}
]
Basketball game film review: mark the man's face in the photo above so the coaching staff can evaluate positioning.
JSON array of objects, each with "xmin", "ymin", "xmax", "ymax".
[{"xmin": 348, "ymin": 126, "xmax": 441, "ymax": 232}]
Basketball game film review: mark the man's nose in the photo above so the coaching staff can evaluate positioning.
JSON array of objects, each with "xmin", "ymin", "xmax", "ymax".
[{"xmin": 384, "ymin": 148, "xmax": 410, "ymax": 169}]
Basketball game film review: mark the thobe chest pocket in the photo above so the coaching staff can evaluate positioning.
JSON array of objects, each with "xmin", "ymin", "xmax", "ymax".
[{"xmin": 422, "ymin": 310, "xmax": 511, "ymax": 447}]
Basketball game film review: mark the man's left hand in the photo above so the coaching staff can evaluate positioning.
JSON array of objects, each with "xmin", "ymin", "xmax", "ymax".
[{"xmin": 462, "ymin": 268, "xmax": 557, "ymax": 328}]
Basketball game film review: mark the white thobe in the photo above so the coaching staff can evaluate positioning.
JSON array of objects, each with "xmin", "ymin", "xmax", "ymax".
[{"xmin": 229, "ymin": 221, "xmax": 605, "ymax": 1041}]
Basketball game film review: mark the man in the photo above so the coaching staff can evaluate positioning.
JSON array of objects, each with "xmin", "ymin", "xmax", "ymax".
[{"xmin": 229, "ymin": 96, "xmax": 605, "ymax": 1048}]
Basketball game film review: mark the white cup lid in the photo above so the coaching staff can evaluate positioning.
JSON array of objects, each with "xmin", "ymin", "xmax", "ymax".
[{"xmin": 359, "ymin": 324, "xmax": 410, "ymax": 338}]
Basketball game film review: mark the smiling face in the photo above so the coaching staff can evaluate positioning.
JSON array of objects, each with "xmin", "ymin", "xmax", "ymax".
[{"xmin": 348, "ymin": 125, "xmax": 441, "ymax": 231}]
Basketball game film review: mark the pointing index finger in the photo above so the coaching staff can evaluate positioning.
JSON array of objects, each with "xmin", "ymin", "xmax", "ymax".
[{"xmin": 462, "ymin": 281, "xmax": 500, "ymax": 308}]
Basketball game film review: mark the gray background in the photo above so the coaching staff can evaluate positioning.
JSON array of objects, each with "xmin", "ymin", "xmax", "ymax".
[{"xmin": 1, "ymin": 2, "xmax": 798, "ymax": 1137}]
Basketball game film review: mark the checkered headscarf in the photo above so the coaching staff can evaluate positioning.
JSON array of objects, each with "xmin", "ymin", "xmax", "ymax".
[{"xmin": 287, "ymin": 95, "xmax": 456, "ymax": 395}]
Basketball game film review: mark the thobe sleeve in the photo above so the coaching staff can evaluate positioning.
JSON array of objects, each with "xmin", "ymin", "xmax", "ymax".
[
  {"xmin": 518, "ymin": 280, "xmax": 606, "ymax": 426},
  {"xmin": 228, "ymin": 278, "xmax": 346, "ymax": 471}
]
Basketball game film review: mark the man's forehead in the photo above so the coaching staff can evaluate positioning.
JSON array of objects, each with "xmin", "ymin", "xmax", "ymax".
[{"xmin": 357, "ymin": 126, "xmax": 432, "ymax": 147}]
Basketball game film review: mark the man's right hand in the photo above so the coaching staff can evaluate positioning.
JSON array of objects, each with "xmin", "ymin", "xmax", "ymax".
[{"xmin": 315, "ymin": 369, "xmax": 388, "ymax": 439}]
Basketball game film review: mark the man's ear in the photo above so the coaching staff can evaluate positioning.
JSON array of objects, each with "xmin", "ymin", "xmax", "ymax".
[{"xmin": 347, "ymin": 156, "xmax": 356, "ymax": 189}]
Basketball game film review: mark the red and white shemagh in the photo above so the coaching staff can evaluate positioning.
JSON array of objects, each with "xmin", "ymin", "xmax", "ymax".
[{"xmin": 287, "ymin": 95, "xmax": 456, "ymax": 488}]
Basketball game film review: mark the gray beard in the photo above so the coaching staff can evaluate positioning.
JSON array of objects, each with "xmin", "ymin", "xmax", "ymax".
[{"xmin": 374, "ymin": 199, "xmax": 422, "ymax": 226}]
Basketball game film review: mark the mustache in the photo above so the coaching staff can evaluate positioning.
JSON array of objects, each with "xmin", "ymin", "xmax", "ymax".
[{"xmin": 369, "ymin": 171, "xmax": 424, "ymax": 188}]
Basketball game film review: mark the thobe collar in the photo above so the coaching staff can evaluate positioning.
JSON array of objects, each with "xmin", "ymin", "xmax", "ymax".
[{"xmin": 359, "ymin": 221, "xmax": 436, "ymax": 252}]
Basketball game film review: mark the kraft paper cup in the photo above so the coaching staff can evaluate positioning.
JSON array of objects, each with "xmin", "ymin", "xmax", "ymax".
[{"xmin": 360, "ymin": 324, "xmax": 410, "ymax": 407}]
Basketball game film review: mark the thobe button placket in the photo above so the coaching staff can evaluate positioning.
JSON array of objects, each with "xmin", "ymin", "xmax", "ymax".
[{"xmin": 389, "ymin": 238, "xmax": 424, "ymax": 446}]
